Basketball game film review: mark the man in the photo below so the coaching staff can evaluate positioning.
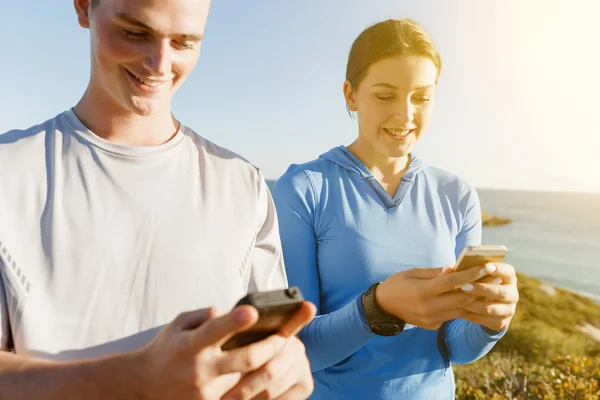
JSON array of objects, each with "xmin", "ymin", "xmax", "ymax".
[{"xmin": 0, "ymin": 0, "xmax": 315, "ymax": 398}]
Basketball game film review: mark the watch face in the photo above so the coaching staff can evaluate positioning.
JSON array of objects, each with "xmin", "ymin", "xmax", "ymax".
[{"xmin": 371, "ymin": 321, "xmax": 403, "ymax": 336}]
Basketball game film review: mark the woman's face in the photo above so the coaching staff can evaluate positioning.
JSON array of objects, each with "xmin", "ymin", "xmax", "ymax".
[{"xmin": 344, "ymin": 55, "xmax": 438, "ymax": 159}]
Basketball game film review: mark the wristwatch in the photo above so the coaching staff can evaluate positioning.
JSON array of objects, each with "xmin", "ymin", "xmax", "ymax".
[{"xmin": 362, "ymin": 282, "xmax": 406, "ymax": 336}]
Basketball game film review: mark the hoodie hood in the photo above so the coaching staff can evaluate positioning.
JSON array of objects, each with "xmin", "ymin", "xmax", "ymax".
[
  {"xmin": 320, "ymin": 146, "xmax": 428, "ymax": 181},
  {"xmin": 319, "ymin": 146, "xmax": 429, "ymax": 208}
]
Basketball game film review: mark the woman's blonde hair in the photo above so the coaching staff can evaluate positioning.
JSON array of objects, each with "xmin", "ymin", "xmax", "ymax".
[{"xmin": 346, "ymin": 18, "xmax": 442, "ymax": 93}]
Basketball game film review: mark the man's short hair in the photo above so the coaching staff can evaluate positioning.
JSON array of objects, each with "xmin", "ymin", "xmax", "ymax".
[{"xmin": 91, "ymin": 0, "xmax": 100, "ymax": 8}]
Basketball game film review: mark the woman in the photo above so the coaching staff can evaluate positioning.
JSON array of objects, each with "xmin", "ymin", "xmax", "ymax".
[{"xmin": 273, "ymin": 18, "xmax": 519, "ymax": 399}]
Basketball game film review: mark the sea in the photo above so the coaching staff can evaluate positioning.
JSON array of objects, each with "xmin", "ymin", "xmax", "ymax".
[{"xmin": 266, "ymin": 181, "xmax": 600, "ymax": 302}]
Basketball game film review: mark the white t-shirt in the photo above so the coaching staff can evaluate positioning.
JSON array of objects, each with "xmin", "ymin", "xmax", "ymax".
[{"xmin": 0, "ymin": 109, "xmax": 287, "ymax": 360}]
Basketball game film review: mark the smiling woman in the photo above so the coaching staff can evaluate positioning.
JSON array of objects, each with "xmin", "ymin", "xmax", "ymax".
[{"xmin": 273, "ymin": 18, "xmax": 519, "ymax": 400}]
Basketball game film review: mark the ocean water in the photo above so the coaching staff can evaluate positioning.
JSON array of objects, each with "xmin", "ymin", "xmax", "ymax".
[
  {"xmin": 477, "ymin": 189, "xmax": 600, "ymax": 301},
  {"xmin": 266, "ymin": 181, "xmax": 600, "ymax": 300}
]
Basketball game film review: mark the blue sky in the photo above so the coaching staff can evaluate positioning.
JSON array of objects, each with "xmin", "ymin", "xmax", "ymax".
[{"xmin": 1, "ymin": 1, "xmax": 599, "ymax": 193}]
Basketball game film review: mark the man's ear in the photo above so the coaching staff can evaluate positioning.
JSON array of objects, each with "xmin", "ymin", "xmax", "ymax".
[
  {"xmin": 343, "ymin": 80, "xmax": 358, "ymax": 112},
  {"xmin": 74, "ymin": 0, "xmax": 92, "ymax": 29}
]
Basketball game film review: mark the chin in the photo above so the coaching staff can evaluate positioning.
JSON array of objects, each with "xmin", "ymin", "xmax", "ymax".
[{"xmin": 127, "ymin": 97, "xmax": 167, "ymax": 117}]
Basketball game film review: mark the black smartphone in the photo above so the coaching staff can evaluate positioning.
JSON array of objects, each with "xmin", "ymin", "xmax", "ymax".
[{"xmin": 221, "ymin": 286, "xmax": 304, "ymax": 351}]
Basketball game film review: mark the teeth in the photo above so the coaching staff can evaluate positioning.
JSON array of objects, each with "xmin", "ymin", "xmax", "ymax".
[
  {"xmin": 386, "ymin": 128, "xmax": 411, "ymax": 137},
  {"xmin": 134, "ymin": 74, "xmax": 165, "ymax": 87}
]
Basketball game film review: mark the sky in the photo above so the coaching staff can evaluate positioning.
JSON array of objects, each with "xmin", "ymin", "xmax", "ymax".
[{"xmin": 1, "ymin": 1, "xmax": 599, "ymax": 193}]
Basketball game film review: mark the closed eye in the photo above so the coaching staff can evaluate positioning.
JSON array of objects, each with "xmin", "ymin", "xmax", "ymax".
[
  {"xmin": 413, "ymin": 96, "xmax": 431, "ymax": 104},
  {"xmin": 172, "ymin": 41, "xmax": 196, "ymax": 51},
  {"xmin": 123, "ymin": 28, "xmax": 148, "ymax": 40}
]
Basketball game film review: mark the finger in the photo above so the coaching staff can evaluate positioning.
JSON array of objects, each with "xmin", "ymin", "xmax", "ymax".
[
  {"xmin": 171, "ymin": 307, "xmax": 215, "ymax": 331},
  {"xmin": 432, "ymin": 291, "xmax": 479, "ymax": 310},
  {"xmin": 459, "ymin": 282, "xmax": 518, "ymax": 303},
  {"xmin": 461, "ymin": 300, "xmax": 515, "ymax": 317},
  {"xmin": 461, "ymin": 312, "xmax": 512, "ymax": 332},
  {"xmin": 440, "ymin": 264, "xmax": 455, "ymax": 275},
  {"xmin": 200, "ymin": 372, "xmax": 242, "ymax": 400},
  {"xmin": 216, "ymin": 331, "xmax": 289, "ymax": 375},
  {"xmin": 405, "ymin": 267, "xmax": 447, "ymax": 279},
  {"xmin": 416, "ymin": 309, "xmax": 468, "ymax": 330},
  {"xmin": 486, "ymin": 263, "xmax": 517, "ymax": 284},
  {"xmin": 478, "ymin": 275, "xmax": 504, "ymax": 285},
  {"xmin": 419, "ymin": 292, "xmax": 478, "ymax": 328},
  {"xmin": 191, "ymin": 305, "xmax": 259, "ymax": 349},
  {"xmin": 222, "ymin": 341, "xmax": 296, "ymax": 400},
  {"xmin": 279, "ymin": 302, "xmax": 316, "ymax": 338},
  {"xmin": 434, "ymin": 264, "xmax": 497, "ymax": 295},
  {"xmin": 273, "ymin": 383, "xmax": 314, "ymax": 400}
]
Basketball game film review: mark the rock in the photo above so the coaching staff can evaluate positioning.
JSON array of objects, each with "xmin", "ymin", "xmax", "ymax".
[
  {"xmin": 482, "ymin": 211, "xmax": 511, "ymax": 227},
  {"xmin": 539, "ymin": 283, "xmax": 557, "ymax": 297}
]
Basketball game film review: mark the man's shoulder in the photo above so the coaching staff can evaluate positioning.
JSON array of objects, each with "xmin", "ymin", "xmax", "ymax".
[
  {"xmin": 0, "ymin": 112, "xmax": 67, "ymax": 153},
  {"xmin": 181, "ymin": 125, "xmax": 263, "ymax": 185}
]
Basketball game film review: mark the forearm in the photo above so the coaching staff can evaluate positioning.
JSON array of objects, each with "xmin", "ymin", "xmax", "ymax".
[
  {"xmin": 0, "ymin": 350, "xmax": 147, "ymax": 400},
  {"xmin": 444, "ymin": 319, "xmax": 507, "ymax": 365},
  {"xmin": 300, "ymin": 295, "xmax": 375, "ymax": 372}
]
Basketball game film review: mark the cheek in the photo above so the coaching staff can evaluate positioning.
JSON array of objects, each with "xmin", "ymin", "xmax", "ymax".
[
  {"xmin": 358, "ymin": 101, "xmax": 388, "ymax": 130},
  {"xmin": 94, "ymin": 30, "xmax": 141, "ymax": 66},
  {"xmin": 415, "ymin": 105, "xmax": 434, "ymax": 130},
  {"xmin": 172, "ymin": 54, "xmax": 199, "ymax": 77}
]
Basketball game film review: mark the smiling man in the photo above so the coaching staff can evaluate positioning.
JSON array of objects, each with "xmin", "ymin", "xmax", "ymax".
[{"xmin": 0, "ymin": 0, "xmax": 315, "ymax": 399}]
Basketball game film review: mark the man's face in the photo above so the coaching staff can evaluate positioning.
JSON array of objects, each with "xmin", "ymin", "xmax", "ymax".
[{"xmin": 76, "ymin": 0, "xmax": 210, "ymax": 116}]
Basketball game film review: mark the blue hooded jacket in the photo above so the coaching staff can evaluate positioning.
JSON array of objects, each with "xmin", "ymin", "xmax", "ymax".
[{"xmin": 273, "ymin": 146, "xmax": 506, "ymax": 399}]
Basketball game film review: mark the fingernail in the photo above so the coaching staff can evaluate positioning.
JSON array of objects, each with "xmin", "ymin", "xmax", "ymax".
[
  {"xmin": 492, "ymin": 277, "xmax": 503, "ymax": 285},
  {"xmin": 478, "ymin": 268, "xmax": 487, "ymax": 276},
  {"xmin": 485, "ymin": 263, "xmax": 497, "ymax": 273},
  {"xmin": 235, "ymin": 308, "xmax": 254, "ymax": 325},
  {"xmin": 442, "ymin": 265, "xmax": 454, "ymax": 274},
  {"xmin": 461, "ymin": 284, "xmax": 474, "ymax": 292}
]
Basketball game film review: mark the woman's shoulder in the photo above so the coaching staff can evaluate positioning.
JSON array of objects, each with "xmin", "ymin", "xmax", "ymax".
[
  {"xmin": 275, "ymin": 158, "xmax": 327, "ymax": 197},
  {"xmin": 417, "ymin": 161, "xmax": 478, "ymax": 199},
  {"xmin": 276, "ymin": 148, "xmax": 346, "ymax": 191}
]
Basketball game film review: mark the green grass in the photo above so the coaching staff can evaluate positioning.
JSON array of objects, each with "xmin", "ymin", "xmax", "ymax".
[{"xmin": 454, "ymin": 272, "xmax": 600, "ymax": 399}]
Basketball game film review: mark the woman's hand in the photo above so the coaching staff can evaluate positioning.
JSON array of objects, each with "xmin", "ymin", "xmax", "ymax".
[
  {"xmin": 376, "ymin": 264, "xmax": 496, "ymax": 330},
  {"xmin": 458, "ymin": 263, "xmax": 519, "ymax": 331}
]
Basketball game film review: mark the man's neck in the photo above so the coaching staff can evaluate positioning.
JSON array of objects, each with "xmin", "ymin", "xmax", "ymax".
[{"xmin": 73, "ymin": 87, "xmax": 180, "ymax": 147}]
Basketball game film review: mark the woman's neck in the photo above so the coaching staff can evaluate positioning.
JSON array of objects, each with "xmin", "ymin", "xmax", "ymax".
[{"xmin": 347, "ymin": 138, "xmax": 411, "ymax": 196}]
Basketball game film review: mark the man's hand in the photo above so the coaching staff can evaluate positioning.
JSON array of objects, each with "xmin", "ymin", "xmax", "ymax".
[
  {"xmin": 137, "ymin": 302, "xmax": 316, "ymax": 400},
  {"xmin": 222, "ymin": 302, "xmax": 316, "ymax": 400}
]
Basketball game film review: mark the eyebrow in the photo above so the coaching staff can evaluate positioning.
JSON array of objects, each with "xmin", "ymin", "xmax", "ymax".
[
  {"xmin": 115, "ymin": 12, "xmax": 204, "ymax": 41},
  {"xmin": 371, "ymin": 83, "xmax": 434, "ymax": 90}
]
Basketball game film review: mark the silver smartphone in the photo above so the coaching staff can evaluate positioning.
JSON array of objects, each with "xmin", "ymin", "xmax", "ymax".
[{"xmin": 454, "ymin": 245, "xmax": 508, "ymax": 272}]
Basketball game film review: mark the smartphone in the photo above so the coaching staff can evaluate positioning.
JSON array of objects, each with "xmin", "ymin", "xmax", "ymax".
[
  {"xmin": 221, "ymin": 286, "xmax": 304, "ymax": 351},
  {"xmin": 454, "ymin": 245, "xmax": 508, "ymax": 272}
]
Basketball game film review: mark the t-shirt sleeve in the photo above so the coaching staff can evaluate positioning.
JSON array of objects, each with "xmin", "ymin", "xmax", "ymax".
[
  {"xmin": 246, "ymin": 169, "xmax": 288, "ymax": 293},
  {"xmin": 0, "ymin": 267, "xmax": 12, "ymax": 351}
]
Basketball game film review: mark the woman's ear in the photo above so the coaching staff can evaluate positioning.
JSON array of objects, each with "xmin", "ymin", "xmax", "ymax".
[
  {"xmin": 343, "ymin": 80, "xmax": 358, "ymax": 112},
  {"xmin": 74, "ymin": 0, "xmax": 92, "ymax": 29}
]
